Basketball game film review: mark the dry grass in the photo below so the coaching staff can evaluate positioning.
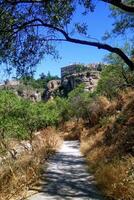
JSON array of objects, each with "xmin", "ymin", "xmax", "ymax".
[
  {"xmin": 116, "ymin": 88, "xmax": 134, "ymax": 110},
  {"xmin": 80, "ymin": 89, "xmax": 134, "ymax": 200},
  {"xmin": 33, "ymin": 127, "xmax": 62, "ymax": 152},
  {"xmin": 62, "ymin": 120, "xmax": 83, "ymax": 140},
  {"xmin": 0, "ymin": 128, "xmax": 62, "ymax": 200},
  {"xmin": 95, "ymin": 157, "xmax": 134, "ymax": 200},
  {"xmin": 0, "ymin": 154, "xmax": 41, "ymax": 200},
  {"xmin": 84, "ymin": 96, "xmax": 118, "ymax": 127},
  {"xmin": 81, "ymin": 141, "xmax": 134, "ymax": 199}
]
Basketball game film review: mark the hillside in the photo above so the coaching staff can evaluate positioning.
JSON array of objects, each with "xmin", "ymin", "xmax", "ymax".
[
  {"xmin": 80, "ymin": 89, "xmax": 134, "ymax": 199},
  {"xmin": 0, "ymin": 64, "xmax": 134, "ymax": 200},
  {"xmin": 61, "ymin": 88, "xmax": 134, "ymax": 200}
]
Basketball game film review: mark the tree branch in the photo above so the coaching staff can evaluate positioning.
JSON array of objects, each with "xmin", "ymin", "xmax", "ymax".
[
  {"xmin": 5, "ymin": 0, "xmax": 134, "ymax": 12},
  {"xmin": 102, "ymin": 0, "xmax": 134, "ymax": 13},
  {"xmin": 6, "ymin": 0, "xmax": 45, "ymax": 3},
  {"xmin": 11, "ymin": 18, "xmax": 134, "ymax": 70},
  {"xmin": 66, "ymin": 37, "xmax": 134, "ymax": 71}
]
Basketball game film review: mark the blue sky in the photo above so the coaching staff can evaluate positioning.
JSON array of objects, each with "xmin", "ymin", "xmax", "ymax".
[
  {"xmin": 35, "ymin": 1, "xmax": 114, "ymax": 78},
  {"xmin": 0, "ymin": 1, "xmax": 125, "ymax": 82}
]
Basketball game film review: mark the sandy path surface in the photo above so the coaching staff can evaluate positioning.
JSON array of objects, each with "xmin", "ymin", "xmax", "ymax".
[{"xmin": 27, "ymin": 141, "xmax": 104, "ymax": 200}]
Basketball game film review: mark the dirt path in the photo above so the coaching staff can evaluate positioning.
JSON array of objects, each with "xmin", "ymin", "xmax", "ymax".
[{"xmin": 27, "ymin": 141, "xmax": 104, "ymax": 200}]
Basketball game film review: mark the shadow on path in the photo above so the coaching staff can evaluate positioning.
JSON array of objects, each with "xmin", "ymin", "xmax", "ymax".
[{"xmin": 27, "ymin": 141, "xmax": 105, "ymax": 200}]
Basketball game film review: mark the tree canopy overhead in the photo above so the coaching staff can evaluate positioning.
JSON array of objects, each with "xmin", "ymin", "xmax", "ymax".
[{"xmin": 0, "ymin": 0, "xmax": 134, "ymax": 76}]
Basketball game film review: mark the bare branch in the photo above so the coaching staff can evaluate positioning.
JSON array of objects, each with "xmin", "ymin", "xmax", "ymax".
[
  {"xmin": 6, "ymin": 0, "xmax": 45, "ymax": 4},
  {"xmin": 102, "ymin": 0, "xmax": 134, "ymax": 13},
  {"xmin": 9, "ymin": 18, "xmax": 134, "ymax": 70},
  {"xmin": 5, "ymin": 0, "xmax": 134, "ymax": 12}
]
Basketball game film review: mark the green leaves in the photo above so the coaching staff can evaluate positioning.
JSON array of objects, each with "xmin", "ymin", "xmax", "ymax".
[
  {"xmin": 0, "ymin": 91, "xmax": 28, "ymax": 139},
  {"xmin": 0, "ymin": 0, "xmax": 133, "ymax": 75},
  {"xmin": 105, "ymin": 0, "xmax": 134, "ymax": 38},
  {"xmin": 96, "ymin": 65, "xmax": 125, "ymax": 98},
  {"xmin": 0, "ymin": 90, "xmax": 68, "ymax": 140},
  {"xmin": 67, "ymin": 84, "xmax": 91, "ymax": 120},
  {"xmin": 75, "ymin": 23, "xmax": 88, "ymax": 35}
]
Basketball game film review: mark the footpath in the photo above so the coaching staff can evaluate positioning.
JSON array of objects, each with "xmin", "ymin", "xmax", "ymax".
[{"xmin": 27, "ymin": 141, "xmax": 104, "ymax": 200}]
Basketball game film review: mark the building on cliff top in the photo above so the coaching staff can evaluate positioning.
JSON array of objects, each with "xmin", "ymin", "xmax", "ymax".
[
  {"xmin": 61, "ymin": 64, "xmax": 80, "ymax": 78},
  {"xmin": 61, "ymin": 63, "xmax": 102, "ymax": 78}
]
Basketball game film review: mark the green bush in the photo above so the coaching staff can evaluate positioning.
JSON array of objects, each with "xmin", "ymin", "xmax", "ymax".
[
  {"xmin": 0, "ymin": 90, "xmax": 66, "ymax": 141},
  {"xmin": 55, "ymin": 97, "xmax": 70, "ymax": 123},
  {"xmin": 67, "ymin": 84, "xmax": 93, "ymax": 121},
  {"xmin": 0, "ymin": 90, "xmax": 28, "ymax": 140},
  {"xmin": 96, "ymin": 65, "xmax": 125, "ymax": 99}
]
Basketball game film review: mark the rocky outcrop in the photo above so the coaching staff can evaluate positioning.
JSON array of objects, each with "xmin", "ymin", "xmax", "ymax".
[
  {"xmin": 43, "ymin": 70, "xmax": 100, "ymax": 100},
  {"xmin": 0, "ymin": 81, "xmax": 41, "ymax": 102},
  {"xmin": 18, "ymin": 90, "xmax": 41, "ymax": 102},
  {"xmin": 0, "ymin": 80, "xmax": 20, "ymax": 89},
  {"xmin": 0, "ymin": 139, "xmax": 32, "ymax": 165},
  {"xmin": 62, "ymin": 70, "xmax": 100, "ymax": 94},
  {"xmin": 42, "ymin": 79, "xmax": 61, "ymax": 100}
]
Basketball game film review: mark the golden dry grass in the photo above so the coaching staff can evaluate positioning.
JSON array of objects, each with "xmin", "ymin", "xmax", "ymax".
[
  {"xmin": 62, "ymin": 120, "xmax": 83, "ymax": 140},
  {"xmin": 0, "ymin": 128, "xmax": 62, "ymax": 200},
  {"xmin": 80, "ymin": 89, "xmax": 134, "ymax": 200},
  {"xmin": 95, "ymin": 157, "xmax": 134, "ymax": 200}
]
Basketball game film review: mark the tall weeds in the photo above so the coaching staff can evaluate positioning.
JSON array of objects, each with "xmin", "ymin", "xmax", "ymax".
[
  {"xmin": 95, "ymin": 157, "xmax": 134, "ymax": 200},
  {"xmin": 0, "ymin": 128, "xmax": 62, "ymax": 200},
  {"xmin": 79, "ymin": 89, "xmax": 134, "ymax": 200}
]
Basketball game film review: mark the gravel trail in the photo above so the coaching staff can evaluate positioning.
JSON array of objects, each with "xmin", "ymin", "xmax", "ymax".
[{"xmin": 27, "ymin": 141, "xmax": 104, "ymax": 200}]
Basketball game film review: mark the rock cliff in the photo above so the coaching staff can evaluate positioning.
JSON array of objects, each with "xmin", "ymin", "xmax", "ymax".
[
  {"xmin": 0, "ymin": 80, "xmax": 41, "ymax": 102},
  {"xmin": 43, "ymin": 70, "xmax": 100, "ymax": 100},
  {"xmin": 42, "ymin": 79, "xmax": 61, "ymax": 100}
]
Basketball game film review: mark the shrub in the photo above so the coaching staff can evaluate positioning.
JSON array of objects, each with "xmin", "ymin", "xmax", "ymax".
[
  {"xmin": 96, "ymin": 65, "xmax": 125, "ymax": 99},
  {"xmin": 95, "ymin": 157, "xmax": 134, "ymax": 200},
  {"xmin": 68, "ymin": 84, "xmax": 91, "ymax": 121},
  {"xmin": 0, "ymin": 90, "xmax": 28, "ymax": 140},
  {"xmin": 0, "ymin": 128, "xmax": 62, "ymax": 200}
]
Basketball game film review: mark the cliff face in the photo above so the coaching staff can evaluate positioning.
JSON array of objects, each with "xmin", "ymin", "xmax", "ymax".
[
  {"xmin": 62, "ymin": 70, "xmax": 100, "ymax": 93},
  {"xmin": 42, "ymin": 80, "xmax": 61, "ymax": 100},
  {"xmin": 43, "ymin": 70, "xmax": 100, "ymax": 99},
  {"xmin": 0, "ymin": 81, "xmax": 42, "ymax": 102}
]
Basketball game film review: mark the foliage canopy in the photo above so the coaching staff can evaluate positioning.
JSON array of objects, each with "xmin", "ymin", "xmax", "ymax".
[{"xmin": 0, "ymin": 0, "xmax": 134, "ymax": 76}]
